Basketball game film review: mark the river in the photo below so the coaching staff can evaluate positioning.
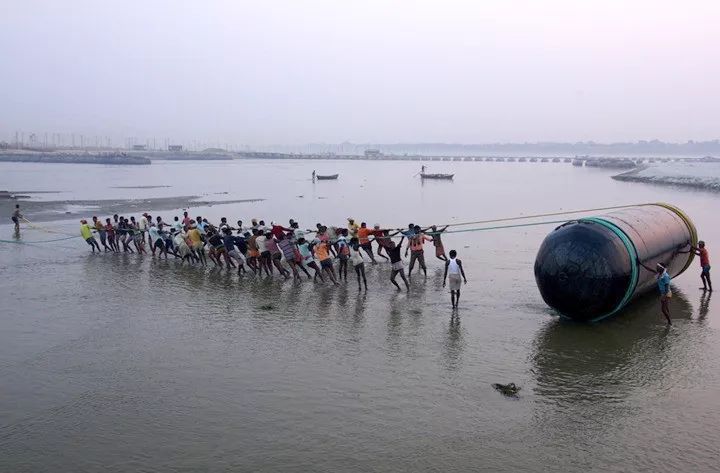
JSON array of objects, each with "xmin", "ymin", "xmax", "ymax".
[{"xmin": 1, "ymin": 159, "xmax": 719, "ymax": 472}]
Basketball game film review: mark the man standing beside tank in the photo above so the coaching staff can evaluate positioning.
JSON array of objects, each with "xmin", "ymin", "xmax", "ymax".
[
  {"xmin": 692, "ymin": 241, "xmax": 712, "ymax": 292},
  {"xmin": 639, "ymin": 260, "xmax": 673, "ymax": 325}
]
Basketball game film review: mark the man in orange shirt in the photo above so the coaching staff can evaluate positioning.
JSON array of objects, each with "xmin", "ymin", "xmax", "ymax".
[
  {"xmin": 357, "ymin": 222, "xmax": 377, "ymax": 263},
  {"xmin": 313, "ymin": 238, "xmax": 339, "ymax": 285},
  {"xmin": 405, "ymin": 225, "xmax": 433, "ymax": 279}
]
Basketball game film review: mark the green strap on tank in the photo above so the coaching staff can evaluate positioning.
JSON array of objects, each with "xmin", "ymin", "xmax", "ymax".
[{"xmin": 580, "ymin": 217, "xmax": 640, "ymax": 323}]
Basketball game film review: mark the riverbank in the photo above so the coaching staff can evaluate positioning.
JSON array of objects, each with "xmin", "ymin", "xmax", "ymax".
[
  {"xmin": 0, "ymin": 152, "xmax": 150, "ymax": 165},
  {"xmin": 612, "ymin": 163, "xmax": 720, "ymax": 191},
  {"xmin": 0, "ymin": 195, "xmax": 263, "ymax": 223}
]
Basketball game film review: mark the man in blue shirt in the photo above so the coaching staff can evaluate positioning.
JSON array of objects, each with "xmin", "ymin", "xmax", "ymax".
[
  {"xmin": 640, "ymin": 260, "xmax": 672, "ymax": 325},
  {"xmin": 656, "ymin": 264, "xmax": 672, "ymax": 325}
]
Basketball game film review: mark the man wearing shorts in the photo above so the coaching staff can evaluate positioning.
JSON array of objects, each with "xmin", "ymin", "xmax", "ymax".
[
  {"xmin": 695, "ymin": 241, "xmax": 712, "ymax": 292},
  {"xmin": 92, "ymin": 216, "xmax": 111, "ymax": 252},
  {"xmin": 350, "ymin": 237, "xmax": 367, "ymax": 290},
  {"xmin": 387, "ymin": 236, "xmax": 409, "ymax": 291},
  {"xmin": 443, "ymin": 250, "xmax": 468, "ymax": 308},
  {"xmin": 357, "ymin": 222, "xmax": 377, "ymax": 263},
  {"xmin": 148, "ymin": 223, "xmax": 168, "ymax": 259},
  {"xmin": 297, "ymin": 237, "xmax": 324, "ymax": 282},
  {"xmin": 80, "ymin": 219, "xmax": 101, "ymax": 253},
  {"xmin": 264, "ymin": 231, "xmax": 289, "ymax": 278},
  {"xmin": 405, "ymin": 225, "xmax": 433, "ymax": 279},
  {"xmin": 313, "ymin": 239, "xmax": 338, "ymax": 284}
]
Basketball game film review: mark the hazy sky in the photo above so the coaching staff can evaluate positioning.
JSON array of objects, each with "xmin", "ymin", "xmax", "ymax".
[{"xmin": 2, "ymin": 0, "xmax": 719, "ymax": 146}]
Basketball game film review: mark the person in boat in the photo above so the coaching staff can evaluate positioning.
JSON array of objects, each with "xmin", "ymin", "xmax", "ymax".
[
  {"xmin": 431, "ymin": 225, "xmax": 449, "ymax": 261},
  {"xmin": 421, "ymin": 165, "xmax": 426, "ymax": 174},
  {"xmin": 312, "ymin": 170, "xmax": 316, "ymax": 182},
  {"xmin": 443, "ymin": 250, "xmax": 468, "ymax": 308},
  {"xmin": 405, "ymin": 225, "xmax": 433, "ymax": 279},
  {"xmin": 387, "ymin": 236, "xmax": 409, "ymax": 291}
]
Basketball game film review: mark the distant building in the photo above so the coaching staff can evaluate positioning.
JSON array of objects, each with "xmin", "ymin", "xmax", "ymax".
[
  {"xmin": 132, "ymin": 144, "xmax": 147, "ymax": 151},
  {"xmin": 168, "ymin": 145, "xmax": 183, "ymax": 152},
  {"xmin": 0, "ymin": 141, "xmax": 9, "ymax": 150},
  {"xmin": 364, "ymin": 149, "xmax": 382, "ymax": 157}
]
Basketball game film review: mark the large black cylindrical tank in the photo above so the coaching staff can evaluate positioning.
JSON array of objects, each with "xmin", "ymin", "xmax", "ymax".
[{"xmin": 534, "ymin": 203, "xmax": 697, "ymax": 322}]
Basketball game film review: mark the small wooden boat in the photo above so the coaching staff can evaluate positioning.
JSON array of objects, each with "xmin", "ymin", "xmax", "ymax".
[
  {"xmin": 316, "ymin": 174, "xmax": 339, "ymax": 180},
  {"xmin": 420, "ymin": 173, "xmax": 454, "ymax": 180}
]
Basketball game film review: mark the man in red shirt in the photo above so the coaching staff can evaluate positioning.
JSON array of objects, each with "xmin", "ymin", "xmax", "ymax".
[{"xmin": 692, "ymin": 241, "xmax": 712, "ymax": 292}]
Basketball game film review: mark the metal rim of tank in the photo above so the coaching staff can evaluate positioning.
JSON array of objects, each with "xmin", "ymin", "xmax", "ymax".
[
  {"xmin": 578, "ymin": 217, "xmax": 640, "ymax": 323},
  {"xmin": 647, "ymin": 202, "xmax": 698, "ymax": 274}
]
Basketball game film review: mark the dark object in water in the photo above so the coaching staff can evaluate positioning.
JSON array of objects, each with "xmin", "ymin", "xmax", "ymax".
[
  {"xmin": 534, "ymin": 203, "xmax": 697, "ymax": 322},
  {"xmin": 316, "ymin": 174, "xmax": 339, "ymax": 180},
  {"xmin": 258, "ymin": 304, "xmax": 274, "ymax": 311},
  {"xmin": 420, "ymin": 173, "xmax": 454, "ymax": 180},
  {"xmin": 492, "ymin": 383, "xmax": 520, "ymax": 396}
]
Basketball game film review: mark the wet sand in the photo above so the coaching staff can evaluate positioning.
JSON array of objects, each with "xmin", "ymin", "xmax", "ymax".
[{"xmin": 0, "ymin": 195, "xmax": 264, "ymax": 223}]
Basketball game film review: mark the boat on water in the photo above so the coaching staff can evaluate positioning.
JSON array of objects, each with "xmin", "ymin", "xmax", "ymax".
[
  {"xmin": 315, "ymin": 174, "xmax": 339, "ymax": 180},
  {"xmin": 420, "ymin": 173, "xmax": 454, "ymax": 180}
]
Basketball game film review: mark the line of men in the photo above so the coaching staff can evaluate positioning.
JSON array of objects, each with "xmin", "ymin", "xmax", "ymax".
[{"xmin": 79, "ymin": 213, "xmax": 468, "ymax": 301}]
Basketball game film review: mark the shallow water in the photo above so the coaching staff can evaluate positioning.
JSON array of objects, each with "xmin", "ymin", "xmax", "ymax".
[{"xmin": 2, "ymin": 160, "xmax": 720, "ymax": 472}]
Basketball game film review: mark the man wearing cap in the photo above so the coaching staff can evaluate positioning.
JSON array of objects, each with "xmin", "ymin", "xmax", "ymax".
[{"xmin": 80, "ymin": 219, "xmax": 100, "ymax": 253}]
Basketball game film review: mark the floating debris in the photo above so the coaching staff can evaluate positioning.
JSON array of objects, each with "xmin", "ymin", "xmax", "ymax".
[
  {"xmin": 492, "ymin": 383, "xmax": 520, "ymax": 397},
  {"xmin": 258, "ymin": 304, "xmax": 275, "ymax": 311}
]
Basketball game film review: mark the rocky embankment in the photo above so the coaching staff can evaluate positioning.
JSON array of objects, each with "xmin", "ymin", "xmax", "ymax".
[{"xmin": 0, "ymin": 152, "xmax": 150, "ymax": 165}]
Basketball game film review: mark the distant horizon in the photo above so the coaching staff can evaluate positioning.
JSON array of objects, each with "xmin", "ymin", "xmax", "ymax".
[{"xmin": 3, "ymin": 135, "xmax": 720, "ymax": 158}]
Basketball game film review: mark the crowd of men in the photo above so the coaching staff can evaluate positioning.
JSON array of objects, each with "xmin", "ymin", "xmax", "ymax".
[{"xmin": 78, "ymin": 212, "xmax": 469, "ymax": 304}]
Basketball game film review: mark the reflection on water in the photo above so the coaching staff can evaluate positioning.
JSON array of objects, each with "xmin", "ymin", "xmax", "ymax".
[
  {"xmin": 533, "ymin": 288, "xmax": 694, "ymax": 403},
  {"xmin": 442, "ymin": 311, "xmax": 464, "ymax": 371},
  {"xmin": 698, "ymin": 290, "xmax": 712, "ymax": 319}
]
